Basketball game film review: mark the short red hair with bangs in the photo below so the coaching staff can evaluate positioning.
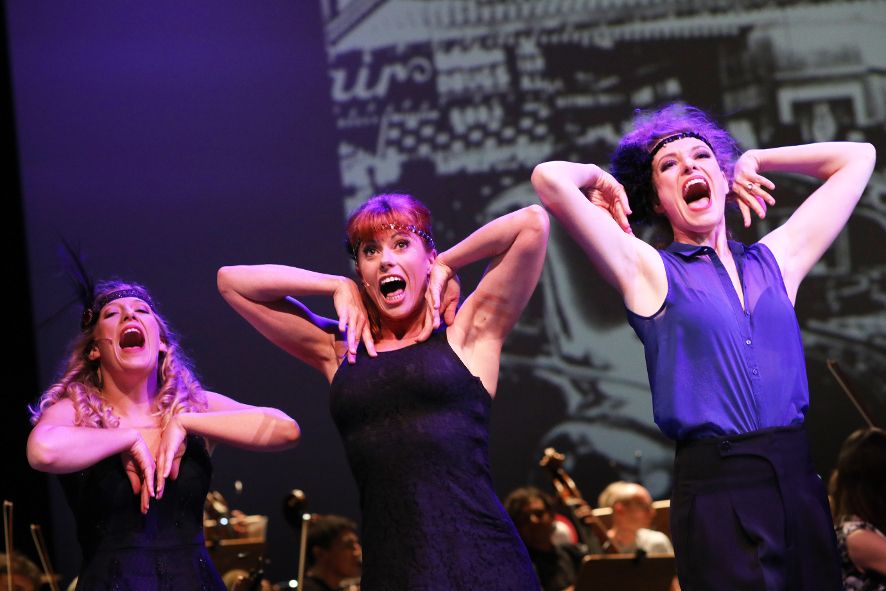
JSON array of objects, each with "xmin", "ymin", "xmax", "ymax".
[{"xmin": 345, "ymin": 193, "xmax": 435, "ymax": 260}]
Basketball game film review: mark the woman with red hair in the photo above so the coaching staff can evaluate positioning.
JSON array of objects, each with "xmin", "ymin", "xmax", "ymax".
[{"xmin": 218, "ymin": 193, "xmax": 548, "ymax": 591}]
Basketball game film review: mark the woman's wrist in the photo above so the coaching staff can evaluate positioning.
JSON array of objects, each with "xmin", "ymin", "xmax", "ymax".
[
  {"xmin": 171, "ymin": 413, "xmax": 191, "ymax": 433},
  {"xmin": 740, "ymin": 149, "xmax": 763, "ymax": 171},
  {"xmin": 434, "ymin": 254, "xmax": 456, "ymax": 276}
]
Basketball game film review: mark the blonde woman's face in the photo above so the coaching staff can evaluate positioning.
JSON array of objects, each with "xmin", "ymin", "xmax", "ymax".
[{"xmin": 89, "ymin": 297, "xmax": 166, "ymax": 377}]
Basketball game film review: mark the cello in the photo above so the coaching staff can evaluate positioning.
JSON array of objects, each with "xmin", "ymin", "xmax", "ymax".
[{"xmin": 538, "ymin": 448, "xmax": 617, "ymax": 554}]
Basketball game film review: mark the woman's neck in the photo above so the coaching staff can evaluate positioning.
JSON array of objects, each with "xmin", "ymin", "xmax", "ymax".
[
  {"xmin": 376, "ymin": 308, "xmax": 427, "ymax": 345},
  {"xmin": 672, "ymin": 219, "xmax": 731, "ymax": 259},
  {"xmin": 100, "ymin": 370, "xmax": 158, "ymax": 420}
]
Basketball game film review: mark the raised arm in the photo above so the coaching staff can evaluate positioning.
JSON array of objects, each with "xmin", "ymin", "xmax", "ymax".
[
  {"xmin": 28, "ymin": 399, "xmax": 151, "ymax": 474},
  {"xmin": 438, "ymin": 205, "xmax": 548, "ymax": 341},
  {"xmin": 424, "ymin": 205, "xmax": 547, "ymax": 394},
  {"xmin": 155, "ymin": 391, "xmax": 300, "ymax": 496},
  {"xmin": 736, "ymin": 142, "xmax": 876, "ymax": 301},
  {"xmin": 28, "ymin": 399, "xmax": 160, "ymax": 512},
  {"xmin": 531, "ymin": 161, "xmax": 665, "ymax": 315},
  {"xmin": 217, "ymin": 264, "xmax": 376, "ymax": 380}
]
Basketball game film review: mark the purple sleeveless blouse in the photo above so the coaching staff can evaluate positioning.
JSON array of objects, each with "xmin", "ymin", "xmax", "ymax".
[{"xmin": 627, "ymin": 241, "xmax": 809, "ymax": 441}]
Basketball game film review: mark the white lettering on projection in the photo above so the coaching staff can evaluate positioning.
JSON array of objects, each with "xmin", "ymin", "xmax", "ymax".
[{"xmin": 330, "ymin": 56, "xmax": 433, "ymax": 102}]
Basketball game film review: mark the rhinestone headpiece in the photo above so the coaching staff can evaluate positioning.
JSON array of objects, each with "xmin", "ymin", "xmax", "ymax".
[
  {"xmin": 81, "ymin": 287, "xmax": 155, "ymax": 331},
  {"xmin": 347, "ymin": 223, "xmax": 436, "ymax": 260},
  {"xmin": 649, "ymin": 131, "xmax": 713, "ymax": 159}
]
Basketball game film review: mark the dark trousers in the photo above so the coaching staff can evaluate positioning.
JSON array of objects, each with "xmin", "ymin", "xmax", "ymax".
[{"xmin": 670, "ymin": 425, "xmax": 841, "ymax": 591}]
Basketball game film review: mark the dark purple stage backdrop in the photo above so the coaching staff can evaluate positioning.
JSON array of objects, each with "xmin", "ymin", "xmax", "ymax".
[{"xmin": 7, "ymin": 1, "xmax": 885, "ymax": 586}]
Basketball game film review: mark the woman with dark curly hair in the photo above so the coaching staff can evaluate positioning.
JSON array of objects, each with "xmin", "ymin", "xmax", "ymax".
[
  {"xmin": 28, "ymin": 279, "xmax": 300, "ymax": 590},
  {"xmin": 532, "ymin": 103, "xmax": 876, "ymax": 590}
]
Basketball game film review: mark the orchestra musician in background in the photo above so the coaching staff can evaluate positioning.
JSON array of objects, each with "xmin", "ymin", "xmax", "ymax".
[
  {"xmin": 302, "ymin": 515, "xmax": 362, "ymax": 591},
  {"xmin": 0, "ymin": 552, "xmax": 43, "ymax": 591},
  {"xmin": 597, "ymin": 481, "xmax": 673, "ymax": 555},
  {"xmin": 830, "ymin": 428, "xmax": 886, "ymax": 591},
  {"xmin": 504, "ymin": 487, "xmax": 595, "ymax": 591}
]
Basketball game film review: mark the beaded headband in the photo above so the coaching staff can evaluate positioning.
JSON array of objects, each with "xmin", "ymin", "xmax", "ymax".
[
  {"xmin": 81, "ymin": 288, "xmax": 155, "ymax": 331},
  {"xmin": 649, "ymin": 131, "xmax": 713, "ymax": 159},
  {"xmin": 347, "ymin": 223, "xmax": 436, "ymax": 260}
]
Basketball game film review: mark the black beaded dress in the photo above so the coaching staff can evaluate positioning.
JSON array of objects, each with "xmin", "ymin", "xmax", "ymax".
[
  {"xmin": 329, "ymin": 329, "xmax": 539, "ymax": 591},
  {"xmin": 60, "ymin": 435, "xmax": 225, "ymax": 591}
]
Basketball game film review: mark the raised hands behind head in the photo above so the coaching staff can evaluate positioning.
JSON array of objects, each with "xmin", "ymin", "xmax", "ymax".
[
  {"xmin": 584, "ymin": 165, "xmax": 633, "ymax": 234},
  {"xmin": 332, "ymin": 278, "xmax": 377, "ymax": 364},
  {"xmin": 731, "ymin": 151, "xmax": 776, "ymax": 227},
  {"xmin": 416, "ymin": 260, "xmax": 461, "ymax": 342}
]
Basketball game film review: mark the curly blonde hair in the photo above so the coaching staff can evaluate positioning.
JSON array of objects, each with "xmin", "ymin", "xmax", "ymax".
[{"xmin": 30, "ymin": 280, "xmax": 207, "ymax": 428}]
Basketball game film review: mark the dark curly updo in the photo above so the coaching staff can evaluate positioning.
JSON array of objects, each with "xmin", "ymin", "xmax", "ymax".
[{"xmin": 611, "ymin": 103, "xmax": 740, "ymax": 227}]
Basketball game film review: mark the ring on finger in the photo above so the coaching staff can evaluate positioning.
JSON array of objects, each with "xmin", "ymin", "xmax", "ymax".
[{"xmin": 746, "ymin": 181, "xmax": 755, "ymax": 191}]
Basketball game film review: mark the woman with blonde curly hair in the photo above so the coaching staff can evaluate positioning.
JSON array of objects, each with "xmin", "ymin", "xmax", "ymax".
[{"xmin": 28, "ymin": 279, "xmax": 301, "ymax": 591}]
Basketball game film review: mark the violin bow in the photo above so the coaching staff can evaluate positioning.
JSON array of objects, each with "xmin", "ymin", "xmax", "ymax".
[
  {"xmin": 826, "ymin": 359, "xmax": 878, "ymax": 428},
  {"xmin": 30, "ymin": 525, "xmax": 60, "ymax": 591},
  {"xmin": 3, "ymin": 501, "xmax": 13, "ymax": 591}
]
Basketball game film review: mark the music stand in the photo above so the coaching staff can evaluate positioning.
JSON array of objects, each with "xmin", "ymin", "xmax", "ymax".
[
  {"xmin": 575, "ymin": 554, "xmax": 675, "ymax": 591},
  {"xmin": 205, "ymin": 537, "xmax": 267, "ymax": 576}
]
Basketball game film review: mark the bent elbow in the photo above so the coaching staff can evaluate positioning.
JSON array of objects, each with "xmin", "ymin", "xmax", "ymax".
[
  {"xmin": 269, "ymin": 417, "xmax": 301, "ymax": 450},
  {"xmin": 524, "ymin": 204, "xmax": 550, "ymax": 233},
  {"xmin": 216, "ymin": 266, "xmax": 235, "ymax": 296},
  {"xmin": 27, "ymin": 435, "xmax": 59, "ymax": 472},
  {"xmin": 283, "ymin": 419, "xmax": 301, "ymax": 448},
  {"xmin": 860, "ymin": 142, "xmax": 876, "ymax": 166},
  {"xmin": 530, "ymin": 164, "xmax": 557, "ymax": 203}
]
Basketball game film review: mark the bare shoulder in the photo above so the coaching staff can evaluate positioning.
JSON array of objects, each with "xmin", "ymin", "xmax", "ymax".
[
  {"xmin": 35, "ymin": 397, "xmax": 77, "ymax": 426},
  {"xmin": 623, "ymin": 238, "xmax": 667, "ymax": 316}
]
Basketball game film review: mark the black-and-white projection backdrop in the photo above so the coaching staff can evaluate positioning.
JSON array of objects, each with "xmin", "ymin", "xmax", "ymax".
[{"xmin": 10, "ymin": 0, "xmax": 884, "ymax": 584}]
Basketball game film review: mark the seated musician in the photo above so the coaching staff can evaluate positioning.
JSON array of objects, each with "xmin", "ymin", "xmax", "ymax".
[
  {"xmin": 303, "ymin": 515, "xmax": 362, "ymax": 591},
  {"xmin": 505, "ymin": 487, "xmax": 593, "ymax": 591},
  {"xmin": 0, "ymin": 552, "xmax": 43, "ymax": 591},
  {"xmin": 597, "ymin": 481, "xmax": 673, "ymax": 555}
]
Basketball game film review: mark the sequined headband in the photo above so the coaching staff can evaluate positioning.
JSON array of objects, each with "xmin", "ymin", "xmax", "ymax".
[
  {"xmin": 347, "ymin": 223, "xmax": 436, "ymax": 260},
  {"xmin": 81, "ymin": 288, "xmax": 155, "ymax": 330},
  {"xmin": 649, "ymin": 131, "xmax": 713, "ymax": 159}
]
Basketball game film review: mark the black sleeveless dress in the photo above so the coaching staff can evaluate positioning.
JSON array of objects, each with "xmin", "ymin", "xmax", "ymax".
[
  {"xmin": 329, "ymin": 329, "xmax": 539, "ymax": 591},
  {"xmin": 60, "ymin": 435, "xmax": 225, "ymax": 590}
]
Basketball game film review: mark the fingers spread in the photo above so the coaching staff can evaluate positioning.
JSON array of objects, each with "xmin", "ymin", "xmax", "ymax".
[
  {"xmin": 338, "ymin": 308, "xmax": 348, "ymax": 334},
  {"xmin": 737, "ymin": 199, "xmax": 751, "ymax": 228},
  {"xmin": 141, "ymin": 481, "xmax": 151, "ymax": 515},
  {"xmin": 362, "ymin": 325, "xmax": 377, "ymax": 357},
  {"xmin": 125, "ymin": 466, "xmax": 142, "ymax": 495},
  {"xmin": 415, "ymin": 305, "xmax": 434, "ymax": 343},
  {"xmin": 143, "ymin": 458, "xmax": 156, "ymax": 499}
]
